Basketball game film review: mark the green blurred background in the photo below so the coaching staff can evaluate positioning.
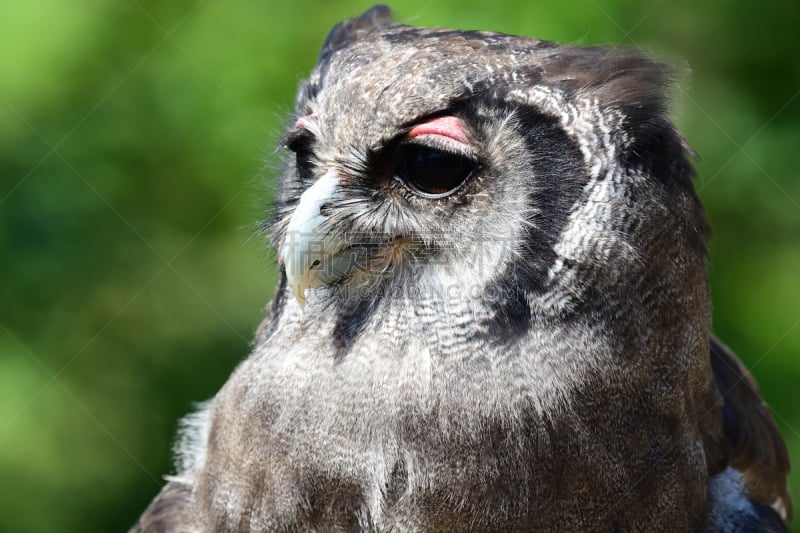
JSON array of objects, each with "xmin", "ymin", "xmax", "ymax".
[{"xmin": 1, "ymin": 1, "xmax": 798, "ymax": 531}]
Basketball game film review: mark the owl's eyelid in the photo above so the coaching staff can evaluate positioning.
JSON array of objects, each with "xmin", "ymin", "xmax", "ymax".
[
  {"xmin": 407, "ymin": 115, "xmax": 471, "ymax": 145},
  {"xmin": 399, "ymin": 114, "xmax": 479, "ymax": 161}
]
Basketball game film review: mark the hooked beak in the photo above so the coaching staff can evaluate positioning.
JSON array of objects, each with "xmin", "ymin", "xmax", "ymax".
[{"xmin": 279, "ymin": 171, "xmax": 368, "ymax": 306}]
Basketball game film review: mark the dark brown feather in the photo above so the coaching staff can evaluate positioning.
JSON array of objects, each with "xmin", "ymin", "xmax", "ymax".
[{"xmin": 711, "ymin": 336, "xmax": 793, "ymax": 521}]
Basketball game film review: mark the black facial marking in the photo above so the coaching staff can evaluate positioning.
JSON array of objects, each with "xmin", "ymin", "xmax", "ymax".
[
  {"xmin": 331, "ymin": 295, "xmax": 379, "ymax": 361},
  {"xmin": 517, "ymin": 107, "xmax": 589, "ymax": 287},
  {"xmin": 479, "ymin": 103, "xmax": 588, "ymax": 338},
  {"xmin": 483, "ymin": 278, "xmax": 532, "ymax": 342}
]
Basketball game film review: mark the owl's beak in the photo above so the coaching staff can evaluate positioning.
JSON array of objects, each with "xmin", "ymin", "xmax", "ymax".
[{"xmin": 280, "ymin": 171, "xmax": 366, "ymax": 307}]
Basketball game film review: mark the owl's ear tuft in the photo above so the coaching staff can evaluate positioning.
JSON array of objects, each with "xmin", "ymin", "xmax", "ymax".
[
  {"xmin": 542, "ymin": 47, "xmax": 678, "ymax": 120},
  {"xmin": 320, "ymin": 5, "xmax": 394, "ymax": 59},
  {"xmin": 299, "ymin": 5, "xmax": 394, "ymax": 109}
]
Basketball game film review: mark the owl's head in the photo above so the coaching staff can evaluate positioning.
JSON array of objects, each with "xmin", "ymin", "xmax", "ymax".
[{"xmin": 269, "ymin": 5, "xmax": 707, "ymax": 328}]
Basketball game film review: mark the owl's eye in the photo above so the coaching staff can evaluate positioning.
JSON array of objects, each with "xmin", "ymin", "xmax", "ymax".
[{"xmin": 394, "ymin": 144, "xmax": 476, "ymax": 198}]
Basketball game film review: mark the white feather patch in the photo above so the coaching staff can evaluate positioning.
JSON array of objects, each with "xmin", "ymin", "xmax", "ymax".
[{"xmin": 168, "ymin": 399, "xmax": 214, "ymax": 482}]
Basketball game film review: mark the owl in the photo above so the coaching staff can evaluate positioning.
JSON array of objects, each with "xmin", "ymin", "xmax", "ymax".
[{"xmin": 132, "ymin": 5, "xmax": 792, "ymax": 532}]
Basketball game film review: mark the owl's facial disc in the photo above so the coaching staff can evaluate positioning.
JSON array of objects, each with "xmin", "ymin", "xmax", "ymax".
[{"xmin": 281, "ymin": 115, "xmax": 478, "ymax": 307}]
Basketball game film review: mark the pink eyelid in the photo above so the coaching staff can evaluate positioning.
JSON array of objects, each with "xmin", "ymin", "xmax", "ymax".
[
  {"xmin": 407, "ymin": 116, "xmax": 470, "ymax": 145},
  {"xmin": 294, "ymin": 114, "xmax": 317, "ymax": 130}
]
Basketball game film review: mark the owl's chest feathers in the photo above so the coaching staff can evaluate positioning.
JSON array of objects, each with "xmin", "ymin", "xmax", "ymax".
[
  {"xmin": 256, "ymin": 293, "xmax": 587, "ymax": 426},
  {"xmin": 200, "ymin": 296, "xmax": 710, "ymax": 529}
]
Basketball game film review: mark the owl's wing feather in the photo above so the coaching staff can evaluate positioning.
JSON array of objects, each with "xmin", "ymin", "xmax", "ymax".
[
  {"xmin": 128, "ymin": 481, "xmax": 194, "ymax": 533},
  {"xmin": 710, "ymin": 336, "xmax": 793, "ymax": 522}
]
